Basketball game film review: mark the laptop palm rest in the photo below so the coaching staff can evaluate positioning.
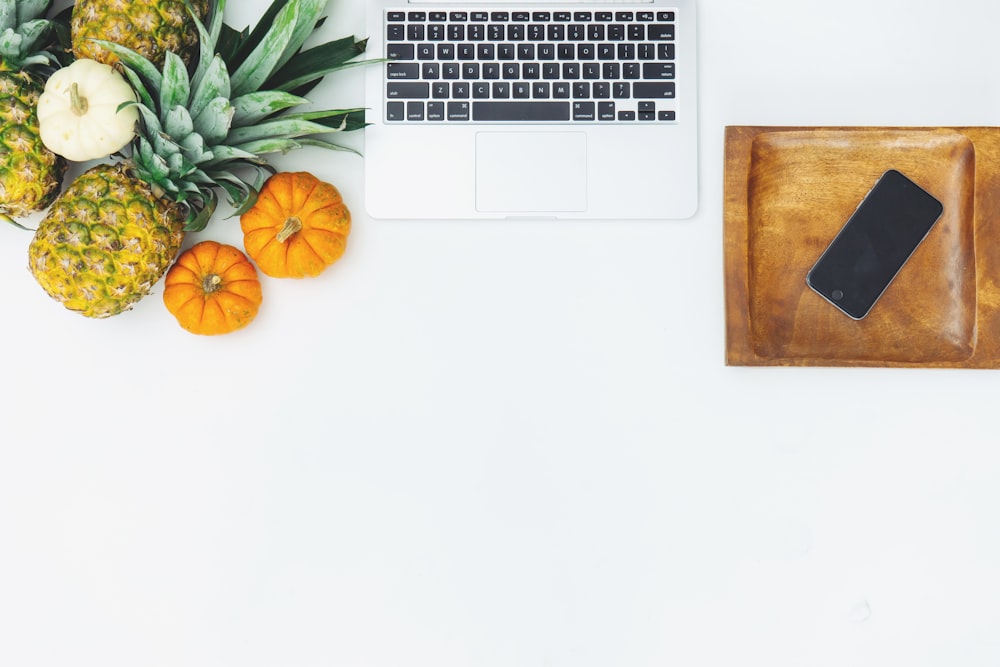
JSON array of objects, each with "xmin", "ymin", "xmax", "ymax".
[{"xmin": 475, "ymin": 132, "xmax": 588, "ymax": 213}]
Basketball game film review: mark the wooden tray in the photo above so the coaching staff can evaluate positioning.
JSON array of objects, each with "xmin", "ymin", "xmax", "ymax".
[{"xmin": 724, "ymin": 126, "xmax": 1000, "ymax": 368}]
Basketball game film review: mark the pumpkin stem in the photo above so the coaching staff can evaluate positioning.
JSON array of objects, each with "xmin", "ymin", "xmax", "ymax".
[
  {"xmin": 276, "ymin": 216, "xmax": 303, "ymax": 243},
  {"xmin": 70, "ymin": 82, "xmax": 89, "ymax": 116},
  {"xmin": 203, "ymin": 273, "xmax": 223, "ymax": 294}
]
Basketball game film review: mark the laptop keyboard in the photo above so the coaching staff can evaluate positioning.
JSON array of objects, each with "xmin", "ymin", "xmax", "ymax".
[{"xmin": 383, "ymin": 9, "xmax": 679, "ymax": 123}]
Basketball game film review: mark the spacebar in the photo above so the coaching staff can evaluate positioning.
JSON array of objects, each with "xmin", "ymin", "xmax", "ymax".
[{"xmin": 472, "ymin": 102, "xmax": 570, "ymax": 121}]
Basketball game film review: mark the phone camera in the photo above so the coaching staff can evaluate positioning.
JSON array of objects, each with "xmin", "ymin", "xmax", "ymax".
[{"xmin": 832, "ymin": 289, "xmax": 844, "ymax": 301}]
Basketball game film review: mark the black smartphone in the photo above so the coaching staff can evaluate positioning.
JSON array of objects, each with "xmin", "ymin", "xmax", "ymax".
[{"xmin": 806, "ymin": 169, "xmax": 944, "ymax": 320}]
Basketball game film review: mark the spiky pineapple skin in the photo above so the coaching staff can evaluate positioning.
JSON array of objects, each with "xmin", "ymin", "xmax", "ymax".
[
  {"xmin": 28, "ymin": 163, "xmax": 185, "ymax": 318},
  {"xmin": 0, "ymin": 66, "xmax": 66, "ymax": 219},
  {"xmin": 71, "ymin": 0, "xmax": 210, "ymax": 68}
]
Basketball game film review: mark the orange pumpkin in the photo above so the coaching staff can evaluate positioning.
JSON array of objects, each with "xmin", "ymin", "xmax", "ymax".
[
  {"xmin": 162, "ymin": 241, "xmax": 263, "ymax": 335},
  {"xmin": 240, "ymin": 171, "xmax": 351, "ymax": 278}
]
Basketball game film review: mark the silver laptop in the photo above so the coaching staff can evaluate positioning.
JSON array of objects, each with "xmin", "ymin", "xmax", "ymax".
[{"xmin": 364, "ymin": 1, "xmax": 698, "ymax": 220}]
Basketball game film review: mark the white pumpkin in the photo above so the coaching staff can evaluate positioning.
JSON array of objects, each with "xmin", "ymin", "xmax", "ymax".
[{"xmin": 37, "ymin": 59, "xmax": 140, "ymax": 162}]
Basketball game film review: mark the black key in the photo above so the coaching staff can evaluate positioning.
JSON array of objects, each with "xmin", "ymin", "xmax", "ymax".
[
  {"xmin": 457, "ymin": 44, "xmax": 475, "ymax": 60},
  {"xmin": 542, "ymin": 63, "xmax": 560, "ymax": 79},
  {"xmin": 442, "ymin": 63, "xmax": 460, "ymax": 79},
  {"xmin": 583, "ymin": 63, "xmax": 600, "ymax": 79},
  {"xmin": 471, "ymin": 11, "xmax": 488, "ymax": 21},
  {"xmin": 407, "ymin": 11, "xmax": 426, "ymax": 21},
  {"xmin": 573, "ymin": 102, "xmax": 596, "ymax": 121},
  {"xmin": 598, "ymin": 102, "xmax": 616, "ymax": 120},
  {"xmin": 528, "ymin": 24, "xmax": 544, "ymax": 40},
  {"xmin": 639, "ymin": 111, "xmax": 655, "ymax": 121},
  {"xmin": 437, "ymin": 44, "xmax": 454, "ymax": 59},
  {"xmin": 473, "ymin": 101, "xmax": 570, "ymax": 121},
  {"xmin": 448, "ymin": 102, "xmax": 470, "ymax": 120},
  {"xmin": 532, "ymin": 82, "xmax": 550, "ymax": 98},
  {"xmin": 574, "ymin": 12, "xmax": 593, "ymax": 22},
  {"xmin": 595, "ymin": 12, "xmax": 612, "ymax": 21},
  {"xmin": 628, "ymin": 24, "xmax": 644, "ymax": 40},
  {"xmin": 416, "ymin": 44, "xmax": 435, "ymax": 60},
  {"xmin": 618, "ymin": 110, "xmax": 636, "ymax": 121},
  {"xmin": 503, "ymin": 63, "xmax": 520, "ymax": 79},
  {"xmin": 637, "ymin": 12, "xmax": 655, "ymax": 21},
  {"xmin": 498, "ymin": 44, "xmax": 515, "ymax": 60},
  {"xmin": 429, "ymin": 12, "xmax": 447, "ymax": 21},
  {"xmin": 659, "ymin": 110, "xmax": 677, "ymax": 121},
  {"xmin": 613, "ymin": 82, "xmax": 630, "ymax": 98},
  {"xmin": 386, "ymin": 44, "xmax": 414, "ymax": 60},
  {"xmin": 512, "ymin": 12, "xmax": 530, "ymax": 22},
  {"xmin": 387, "ymin": 82, "xmax": 429, "ymax": 99},
  {"xmin": 593, "ymin": 82, "xmax": 611, "ymax": 98},
  {"xmin": 638, "ymin": 101, "xmax": 655, "ymax": 113},
  {"xmin": 588, "ymin": 24, "xmax": 605, "ymax": 41},
  {"xmin": 407, "ymin": 24, "xmax": 424, "ymax": 41},
  {"xmin": 508, "ymin": 24, "xmax": 525, "ymax": 41},
  {"xmin": 568, "ymin": 24, "xmax": 585, "ymax": 41},
  {"xmin": 387, "ymin": 12, "xmax": 405, "ymax": 21},
  {"xmin": 387, "ymin": 24, "xmax": 405, "ymax": 40},
  {"xmin": 615, "ymin": 12, "xmax": 634, "ymax": 21},
  {"xmin": 548, "ymin": 24, "xmax": 565, "ymax": 41},
  {"xmin": 513, "ymin": 82, "xmax": 530, "ymax": 98},
  {"xmin": 649, "ymin": 24, "xmax": 675, "ymax": 40},
  {"xmin": 577, "ymin": 43, "xmax": 595, "ymax": 59},
  {"xmin": 573, "ymin": 82, "xmax": 590, "ymax": 98},
  {"xmin": 386, "ymin": 63, "xmax": 419, "ymax": 79},
  {"xmin": 448, "ymin": 24, "xmax": 465, "ymax": 41},
  {"xmin": 554, "ymin": 12, "xmax": 572, "ymax": 22},
  {"xmin": 533, "ymin": 12, "xmax": 551, "ymax": 21},
  {"xmin": 489, "ymin": 24, "xmax": 504, "ymax": 40},
  {"xmin": 553, "ymin": 82, "xmax": 570, "ymax": 98},
  {"xmin": 473, "ymin": 83, "xmax": 490, "ymax": 99},
  {"xmin": 659, "ymin": 44, "xmax": 676, "ymax": 60},
  {"xmin": 492, "ymin": 12, "xmax": 509, "ymax": 21},
  {"xmin": 658, "ymin": 12, "xmax": 676, "ymax": 21},
  {"xmin": 432, "ymin": 82, "xmax": 449, "ymax": 98},
  {"xmin": 643, "ymin": 63, "xmax": 675, "ymax": 79},
  {"xmin": 386, "ymin": 101, "xmax": 404, "ymax": 121},
  {"xmin": 428, "ymin": 24, "xmax": 445, "ymax": 41},
  {"xmin": 452, "ymin": 82, "xmax": 470, "ymax": 98},
  {"xmin": 483, "ymin": 63, "xmax": 500, "ymax": 79},
  {"xmin": 608, "ymin": 24, "xmax": 625, "ymax": 41},
  {"xmin": 468, "ymin": 24, "xmax": 485, "ymax": 40},
  {"xmin": 623, "ymin": 62, "xmax": 640, "ymax": 79},
  {"xmin": 449, "ymin": 12, "xmax": 467, "ymax": 21},
  {"xmin": 633, "ymin": 82, "xmax": 676, "ymax": 98},
  {"xmin": 407, "ymin": 101, "xmax": 424, "ymax": 121},
  {"xmin": 492, "ymin": 82, "xmax": 510, "ymax": 98}
]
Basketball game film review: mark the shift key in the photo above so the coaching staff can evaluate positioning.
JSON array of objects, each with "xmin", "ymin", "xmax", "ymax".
[
  {"xmin": 387, "ymin": 82, "xmax": 430, "ymax": 99},
  {"xmin": 632, "ymin": 82, "xmax": 675, "ymax": 99}
]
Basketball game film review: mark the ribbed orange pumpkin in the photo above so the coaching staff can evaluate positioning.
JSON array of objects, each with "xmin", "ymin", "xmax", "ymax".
[
  {"xmin": 240, "ymin": 171, "xmax": 351, "ymax": 278},
  {"xmin": 162, "ymin": 241, "xmax": 262, "ymax": 335}
]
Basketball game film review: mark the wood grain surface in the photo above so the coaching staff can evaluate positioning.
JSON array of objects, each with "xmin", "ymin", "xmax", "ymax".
[{"xmin": 724, "ymin": 126, "xmax": 1000, "ymax": 368}]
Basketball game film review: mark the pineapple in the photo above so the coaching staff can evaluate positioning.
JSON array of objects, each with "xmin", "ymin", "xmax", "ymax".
[
  {"xmin": 29, "ymin": 0, "xmax": 368, "ymax": 318},
  {"xmin": 71, "ymin": 0, "xmax": 210, "ymax": 68},
  {"xmin": 0, "ymin": 0, "xmax": 68, "ymax": 224}
]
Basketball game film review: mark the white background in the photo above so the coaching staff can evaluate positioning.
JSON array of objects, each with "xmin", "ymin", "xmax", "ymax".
[{"xmin": 3, "ymin": 1, "xmax": 1000, "ymax": 666}]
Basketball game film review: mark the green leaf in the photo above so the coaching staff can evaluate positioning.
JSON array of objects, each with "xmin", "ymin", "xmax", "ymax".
[
  {"xmin": 229, "ymin": 0, "xmax": 299, "ymax": 97},
  {"xmin": 230, "ymin": 91, "xmax": 307, "ymax": 127},
  {"xmin": 163, "ymin": 105, "xmax": 194, "ymax": 140},
  {"xmin": 190, "ymin": 0, "xmax": 226, "ymax": 96},
  {"xmin": 189, "ymin": 54, "xmax": 230, "ymax": 122},
  {"xmin": 0, "ymin": 1, "xmax": 16, "ymax": 33},
  {"xmin": 159, "ymin": 51, "xmax": 190, "ymax": 112},
  {"xmin": 183, "ymin": 190, "xmax": 218, "ymax": 232},
  {"xmin": 192, "ymin": 97, "xmax": 234, "ymax": 145},
  {"xmin": 230, "ymin": 137, "xmax": 303, "ymax": 156},
  {"xmin": 91, "ymin": 39, "xmax": 161, "ymax": 98},
  {"xmin": 268, "ymin": 36, "xmax": 368, "ymax": 92},
  {"xmin": 225, "ymin": 117, "xmax": 338, "ymax": 146},
  {"xmin": 230, "ymin": 0, "xmax": 291, "ymax": 70},
  {"xmin": 273, "ymin": 0, "xmax": 328, "ymax": 72},
  {"xmin": 17, "ymin": 0, "xmax": 51, "ymax": 25}
]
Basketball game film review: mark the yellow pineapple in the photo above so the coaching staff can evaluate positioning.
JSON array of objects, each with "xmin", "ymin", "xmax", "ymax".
[
  {"xmin": 71, "ymin": 0, "xmax": 210, "ymax": 68},
  {"xmin": 29, "ymin": 0, "xmax": 368, "ymax": 318},
  {"xmin": 0, "ymin": 0, "xmax": 68, "ymax": 224}
]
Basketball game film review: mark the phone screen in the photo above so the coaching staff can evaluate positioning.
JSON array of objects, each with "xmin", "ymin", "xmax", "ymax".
[{"xmin": 806, "ymin": 169, "xmax": 944, "ymax": 320}]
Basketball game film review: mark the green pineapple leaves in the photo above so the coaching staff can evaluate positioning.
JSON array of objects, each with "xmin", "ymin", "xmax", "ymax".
[{"xmin": 92, "ymin": 0, "xmax": 370, "ymax": 232}]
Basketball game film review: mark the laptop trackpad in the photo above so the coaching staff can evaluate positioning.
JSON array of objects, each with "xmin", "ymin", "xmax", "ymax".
[{"xmin": 476, "ymin": 132, "xmax": 587, "ymax": 213}]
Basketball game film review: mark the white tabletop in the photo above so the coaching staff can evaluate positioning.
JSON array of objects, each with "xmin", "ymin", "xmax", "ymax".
[{"xmin": 3, "ymin": 1, "xmax": 1000, "ymax": 666}]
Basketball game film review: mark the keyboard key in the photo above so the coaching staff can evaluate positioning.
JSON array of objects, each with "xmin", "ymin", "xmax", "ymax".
[
  {"xmin": 572, "ymin": 101, "xmax": 596, "ymax": 121},
  {"xmin": 386, "ymin": 101, "xmax": 404, "ymax": 121},
  {"xmin": 387, "ymin": 82, "xmax": 429, "ymax": 98},
  {"xmin": 472, "ymin": 101, "xmax": 570, "ymax": 121},
  {"xmin": 386, "ymin": 63, "xmax": 419, "ymax": 79},
  {"xmin": 407, "ymin": 101, "xmax": 424, "ymax": 120},
  {"xmin": 598, "ymin": 102, "xmax": 616, "ymax": 120},
  {"xmin": 643, "ymin": 63, "xmax": 675, "ymax": 79},
  {"xmin": 648, "ymin": 24, "xmax": 675, "ymax": 40},
  {"xmin": 633, "ymin": 82, "xmax": 676, "ymax": 98},
  {"xmin": 448, "ymin": 102, "xmax": 470, "ymax": 120}
]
